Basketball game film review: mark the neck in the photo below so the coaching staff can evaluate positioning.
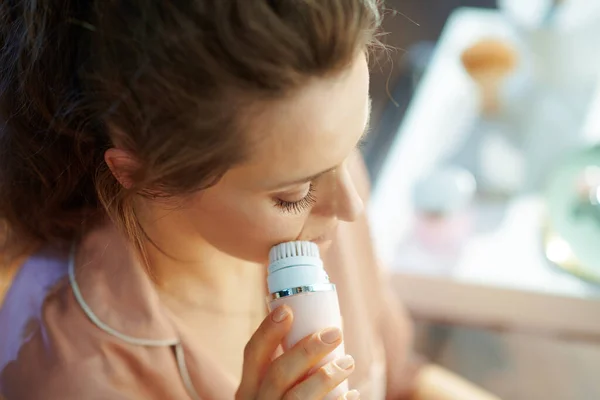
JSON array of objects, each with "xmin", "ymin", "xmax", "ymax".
[
  {"xmin": 79, "ymin": 216, "xmax": 266, "ymax": 320},
  {"xmin": 136, "ymin": 204, "xmax": 266, "ymax": 314},
  {"xmin": 146, "ymin": 238, "xmax": 265, "ymax": 313}
]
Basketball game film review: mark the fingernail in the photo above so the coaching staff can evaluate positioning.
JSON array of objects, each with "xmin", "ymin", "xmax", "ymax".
[
  {"xmin": 335, "ymin": 354, "xmax": 354, "ymax": 370},
  {"xmin": 319, "ymin": 327, "xmax": 342, "ymax": 344},
  {"xmin": 344, "ymin": 389, "xmax": 360, "ymax": 400},
  {"xmin": 272, "ymin": 306, "xmax": 290, "ymax": 323}
]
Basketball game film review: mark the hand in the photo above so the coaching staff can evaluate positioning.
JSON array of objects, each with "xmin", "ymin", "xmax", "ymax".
[{"xmin": 235, "ymin": 305, "xmax": 359, "ymax": 400}]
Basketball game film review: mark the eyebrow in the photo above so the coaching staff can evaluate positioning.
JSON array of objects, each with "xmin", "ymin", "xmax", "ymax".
[{"xmin": 270, "ymin": 98, "xmax": 372, "ymax": 190}]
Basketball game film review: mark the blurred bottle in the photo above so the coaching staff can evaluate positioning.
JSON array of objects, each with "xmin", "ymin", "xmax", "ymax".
[
  {"xmin": 499, "ymin": 0, "xmax": 600, "ymax": 190},
  {"xmin": 499, "ymin": 0, "xmax": 600, "ymax": 93},
  {"xmin": 413, "ymin": 167, "xmax": 476, "ymax": 253},
  {"xmin": 395, "ymin": 167, "xmax": 476, "ymax": 275},
  {"xmin": 459, "ymin": 38, "xmax": 527, "ymax": 196}
]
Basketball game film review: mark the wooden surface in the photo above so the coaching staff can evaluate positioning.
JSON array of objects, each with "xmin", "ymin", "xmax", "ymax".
[
  {"xmin": 390, "ymin": 272, "xmax": 600, "ymax": 340},
  {"xmin": 416, "ymin": 321, "xmax": 600, "ymax": 400}
]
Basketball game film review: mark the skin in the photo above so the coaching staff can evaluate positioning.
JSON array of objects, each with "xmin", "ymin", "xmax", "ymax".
[
  {"xmin": 102, "ymin": 54, "xmax": 371, "ymax": 397},
  {"xmin": 106, "ymin": 53, "xmax": 371, "ymax": 307}
]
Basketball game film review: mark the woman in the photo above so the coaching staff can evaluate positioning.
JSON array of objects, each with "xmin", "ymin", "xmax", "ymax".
[{"xmin": 0, "ymin": 1, "xmax": 498, "ymax": 399}]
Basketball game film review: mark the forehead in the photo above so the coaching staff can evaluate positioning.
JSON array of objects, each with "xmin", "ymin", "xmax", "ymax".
[{"xmin": 230, "ymin": 55, "xmax": 371, "ymax": 189}]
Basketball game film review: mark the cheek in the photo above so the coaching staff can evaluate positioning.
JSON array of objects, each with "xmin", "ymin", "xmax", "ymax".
[{"xmin": 186, "ymin": 189, "xmax": 306, "ymax": 263}]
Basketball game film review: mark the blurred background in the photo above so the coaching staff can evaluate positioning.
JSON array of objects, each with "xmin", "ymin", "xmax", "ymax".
[{"xmin": 364, "ymin": 1, "xmax": 600, "ymax": 399}]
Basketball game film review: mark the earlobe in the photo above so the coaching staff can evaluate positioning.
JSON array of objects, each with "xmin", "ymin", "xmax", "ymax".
[{"xmin": 104, "ymin": 148, "xmax": 138, "ymax": 189}]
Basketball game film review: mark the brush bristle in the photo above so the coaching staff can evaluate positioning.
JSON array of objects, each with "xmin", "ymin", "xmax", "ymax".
[{"xmin": 269, "ymin": 241, "xmax": 320, "ymax": 263}]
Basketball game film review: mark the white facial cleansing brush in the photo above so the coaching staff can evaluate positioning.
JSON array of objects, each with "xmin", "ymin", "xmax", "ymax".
[{"xmin": 267, "ymin": 241, "xmax": 348, "ymax": 399}]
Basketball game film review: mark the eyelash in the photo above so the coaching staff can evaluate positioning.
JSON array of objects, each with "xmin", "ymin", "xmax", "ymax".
[{"xmin": 274, "ymin": 183, "xmax": 317, "ymax": 214}]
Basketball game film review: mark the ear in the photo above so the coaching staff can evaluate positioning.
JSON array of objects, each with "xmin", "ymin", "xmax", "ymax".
[{"xmin": 104, "ymin": 148, "xmax": 139, "ymax": 189}]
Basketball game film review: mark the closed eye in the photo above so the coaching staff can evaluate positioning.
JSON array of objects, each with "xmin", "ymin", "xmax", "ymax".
[{"xmin": 274, "ymin": 183, "xmax": 317, "ymax": 214}]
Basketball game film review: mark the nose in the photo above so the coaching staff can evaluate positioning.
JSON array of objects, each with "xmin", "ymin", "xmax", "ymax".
[{"xmin": 334, "ymin": 166, "xmax": 364, "ymax": 222}]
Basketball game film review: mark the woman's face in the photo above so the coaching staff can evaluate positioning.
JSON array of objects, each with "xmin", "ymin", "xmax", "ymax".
[{"xmin": 141, "ymin": 54, "xmax": 371, "ymax": 264}]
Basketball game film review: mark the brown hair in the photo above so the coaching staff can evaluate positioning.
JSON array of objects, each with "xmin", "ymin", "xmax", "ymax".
[{"xmin": 0, "ymin": 0, "xmax": 381, "ymax": 261}]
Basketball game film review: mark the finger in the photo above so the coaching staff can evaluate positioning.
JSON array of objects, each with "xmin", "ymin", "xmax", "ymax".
[
  {"xmin": 283, "ymin": 355, "xmax": 355, "ymax": 400},
  {"xmin": 236, "ymin": 305, "xmax": 293, "ymax": 399},
  {"xmin": 258, "ymin": 327, "xmax": 343, "ymax": 398}
]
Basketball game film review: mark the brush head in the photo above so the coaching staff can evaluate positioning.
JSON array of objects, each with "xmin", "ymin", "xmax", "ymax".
[
  {"xmin": 267, "ymin": 241, "xmax": 327, "ymax": 293},
  {"xmin": 269, "ymin": 241, "xmax": 320, "ymax": 264}
]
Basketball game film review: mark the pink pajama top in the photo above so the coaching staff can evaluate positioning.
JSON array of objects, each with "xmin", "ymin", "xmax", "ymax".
[{"xmin": 0, "ymin": 160, "xmax": 416, "ymax": 399}]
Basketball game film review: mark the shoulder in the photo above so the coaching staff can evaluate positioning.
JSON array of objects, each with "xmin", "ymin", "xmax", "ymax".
[
  {"xmin": 0, "ymin": 252, "xmax": 70, "ymax": 368},
  {"xmin": 0, "ymin": 281, "xmax": 157, "ymax": 400},
  {"xmin": 1, "ymin": 349, "xmax": 130, "ymax": 399},
  {"xmin": 0, "ymin": 251, "xmax": 188, "ymax": 400},
  {"xmin": 0, "ymin": 254, "xmax": 132, "ymax": 399}
]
